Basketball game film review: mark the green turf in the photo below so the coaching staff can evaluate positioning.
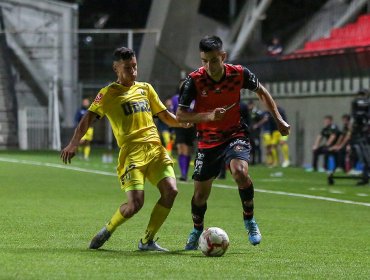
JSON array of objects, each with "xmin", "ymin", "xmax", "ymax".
[{"xmin": 0, "ymin": 150, "xmax": 369, "ymax": 279}]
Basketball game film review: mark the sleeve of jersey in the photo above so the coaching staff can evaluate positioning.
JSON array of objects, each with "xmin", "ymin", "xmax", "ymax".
[
  {"xmin": 147, "ymin": 83, "xmax": 167, "ymax": 115},
  {"xmin": 88, "ymin": 89, "xmax": 107, "ymax": 118},
  {"xmin": 179, "ymin": 76, "xmax": 196, "ymax": 108},
  {"xmin": 242, "ymin": 67, "xmax": 259, "ymax": 92}
]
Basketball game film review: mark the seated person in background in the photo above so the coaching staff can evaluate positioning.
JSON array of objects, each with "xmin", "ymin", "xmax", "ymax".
[
  {"xmin": 312, "ymin": 115, "xmax": 341, "ymax": 171},
  {"xmin": 329, "ymin": 114, "xmax": 351, "ymax": 172}
]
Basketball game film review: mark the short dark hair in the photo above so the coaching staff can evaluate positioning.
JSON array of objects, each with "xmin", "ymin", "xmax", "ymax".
[
  {"xmin": 357, "ymin": 88, "xmax": 369, "ymax": 97},
  {"xmin": 199, "ymin": 35, "xmax": 223, "ymax": 52},
  {"xmin": 324, "ymin": 115, "xmax": 333, "ymax": 121},
  {"xmin": 342, "ymin": 114, "xmax": 351, "ymax": 120},
  {"xmin": 113, "ymin": 47, "xmax": 135, "ymax": 61}
]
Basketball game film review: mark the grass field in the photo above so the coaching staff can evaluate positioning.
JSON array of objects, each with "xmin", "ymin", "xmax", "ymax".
[{"xmin": 0, "ymin": 150, "xmax": 369, "ymax": 279}]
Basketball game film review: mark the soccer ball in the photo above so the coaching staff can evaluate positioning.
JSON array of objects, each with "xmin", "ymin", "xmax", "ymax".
[{"xmin": 198, "ymin": 227, "xmax": 229, "ymax": 257}]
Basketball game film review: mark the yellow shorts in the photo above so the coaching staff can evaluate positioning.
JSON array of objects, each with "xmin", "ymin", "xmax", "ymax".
[
  {"xmin": 271, "ymin": 130, "xmax": 288, "ymax": 145},
  {"xmin": 81, "ymin": 127, "xmax": 94, "ymax": 141},
  {"xmin": 263, "ymin": 132, "xmax": 272, "ymax": 146},
  {"xmin": 117, "ymin": 142, "xmax": 174, "ymax": 192}
]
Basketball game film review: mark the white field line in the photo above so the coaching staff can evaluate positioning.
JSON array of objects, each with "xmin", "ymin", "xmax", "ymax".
[{"xmin": 1, "ymin": 157, "xmax": 369, "ymax": 207}]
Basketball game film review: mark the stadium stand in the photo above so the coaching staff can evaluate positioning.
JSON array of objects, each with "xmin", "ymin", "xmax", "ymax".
[{"xmin": 284, "ymin": 14, "xmax": 370, "ymax": 59}]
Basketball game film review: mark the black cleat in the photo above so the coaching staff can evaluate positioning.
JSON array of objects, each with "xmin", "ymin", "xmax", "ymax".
[{"xmin": 89, "ymin": 227, "xmax": 111, "ymax": 249}]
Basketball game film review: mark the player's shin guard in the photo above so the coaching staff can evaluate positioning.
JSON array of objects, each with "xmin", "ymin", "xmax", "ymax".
[
  {"xmin": 106, "ymin": 208, "xmax": 128, "ymax": 233},
  {"xmin": 191, "ymin": 197, "xmax": 207, "ymax": 231},
  {"xmin": 239, "ymin": 182, "xmax": 254, "ymax": 220},
  {"xmin": 142, "ymin": 203, "xmax": 171, "ymax": 244}
]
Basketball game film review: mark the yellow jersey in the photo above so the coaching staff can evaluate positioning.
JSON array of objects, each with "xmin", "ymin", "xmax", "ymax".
[{"xmin": 89, "ymin": 82, "xmax": 166, "ymax": 147}]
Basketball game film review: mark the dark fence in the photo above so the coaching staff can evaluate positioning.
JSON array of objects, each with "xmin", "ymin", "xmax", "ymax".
[{"xmin": 239, "ymin": 47, "xmax": 370, "ymax": 82}]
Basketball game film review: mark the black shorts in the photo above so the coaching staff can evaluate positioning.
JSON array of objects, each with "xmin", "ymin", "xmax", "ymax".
[
  {"xmin": 192, "ymin": 137, "xmax": 251, "ymax": 181},
  {"xmin": 174, "ymin": 127, "xmax": 196, "ymax": 146}
]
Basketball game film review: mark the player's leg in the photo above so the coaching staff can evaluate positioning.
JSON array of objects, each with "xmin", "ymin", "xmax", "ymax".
[
  {"xmin": 185, "ymin": 179, "xmax": 213, "ymax": 250},
  {"xmin": 89, "ymin": 189, "xmax": 144, "ymax": 249},
  {"xmin": 226, "ymin": 138, "xmax": 261, "ymax": 245},
  {"xmin": 185, "ymin": 146, "xmax": 222, "ymax": 250},
  {"xmin": 270, "ymin": 130, "xmax": 280, "ymax": 167},
  {"xmin": 81, "ymin": 127, "xmax": 94, "ymax": 160},
  {"xmin": 90, "ymin": 148, "xmax": 146, "ymax": 250},
  {"xmin": 139, "ymin": 163, "xmax": 178, "ymax": 251},
  {"xmin": 177, "ymin": 143, "xmax": 188, "ymax": 181},
  {"xmin": 137, "ymin": 144, "xmax": 177, "ymax": 251},
  {"xmin": 280, "ymin": 135, "xmax": 290, "ymax": 167},
  {"xmin": 262, "ymin": 132, "xmax": 273, "ymax": 166}
]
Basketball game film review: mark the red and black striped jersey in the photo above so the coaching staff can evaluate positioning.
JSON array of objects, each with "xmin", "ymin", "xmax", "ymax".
[{"xmin": 179, "ymin": 64, "xmax": 259, "ymax": 148}]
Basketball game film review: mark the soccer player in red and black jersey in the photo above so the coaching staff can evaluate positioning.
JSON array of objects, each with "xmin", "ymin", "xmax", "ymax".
[{"xmin": 176, "ymin": 35, "xmax": 290, "ymax": 250}]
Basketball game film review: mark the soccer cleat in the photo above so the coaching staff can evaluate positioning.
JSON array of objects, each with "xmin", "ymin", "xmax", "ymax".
[
  {"xmin": 184, "ymin": 228, "xmax": 202, "ymax": 250},
  {"xmin": 138, "ymin": 239, "xmax": 169, "ymax": 252},
  {"xmin": 244, "ymin": 218, "xmax": 262, "ymax": 246},
  {"xmin": 89, "ymin": 227, "xmax": 111, "ymax": 249}
]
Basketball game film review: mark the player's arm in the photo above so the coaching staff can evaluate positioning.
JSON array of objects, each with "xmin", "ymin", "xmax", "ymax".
[
  {"xmin": 176, "ymin": 106, "xmax": 226, "ymax": 123},
  {"xmin": 241, "ymin": 66, "xmax": 289, "ymax": 136},
  {"xmin": 157, "ymin": 110, "xmax": 192, "ymax": 128},
  {"xmin": 61, "ymin": 110, "xmax": 98, "ymax": 164},
  {"xmin": 312, "ymin": 135, "xmax": 322, "ymax": 150},
  {"xmin": 175, "ymin": 76, "xmax": 226, "ymax": 123},
  {"xmin": 255, "ymin": 84, "xmax": 290, "ymax": 136},
  {"xmin": 326, "ymin": 133, "xmax": 337, "ymax": 147}
]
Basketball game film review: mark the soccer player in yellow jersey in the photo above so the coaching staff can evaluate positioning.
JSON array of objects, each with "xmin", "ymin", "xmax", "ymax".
[{"xmin": 61, "ymin": 47, "xmax": 189, "ymax": 251}]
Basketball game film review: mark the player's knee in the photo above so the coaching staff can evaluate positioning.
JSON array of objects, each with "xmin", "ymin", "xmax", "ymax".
[
  {"xmin": 163, "ymin": 185, "xmax": 178, "ymax": 202},
  {"xmin": 193, "ymin": 192, "xmax": 208, "ymax": 205},
  {"xmin": 232, "ymin": 166, "xmax": 249, "ymax": 185},
  {"xmin": 125, "ymin": 200, "xmax": 144, "ymax": 217}
]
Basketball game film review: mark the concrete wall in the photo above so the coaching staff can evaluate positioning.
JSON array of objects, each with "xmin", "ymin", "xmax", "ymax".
[{"xmin": 140, "ymin": 0, "xmax": 228, "ymax": 98}]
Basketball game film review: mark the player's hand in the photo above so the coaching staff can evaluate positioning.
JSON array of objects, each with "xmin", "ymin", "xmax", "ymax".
[
  {"xmin": 60, "ymin": 144, "xmax": 77, "ymax": 164},
  {"xmin": 278, "ymin": 120, "xmax": 290, "ymax": 136},
  {"xmin": 180, "ymin": 122, "xmax": 193, "ymax": 128},
  {"xmin": 210, "ymin": 108, "xmax": 227, "ymax": 121}
]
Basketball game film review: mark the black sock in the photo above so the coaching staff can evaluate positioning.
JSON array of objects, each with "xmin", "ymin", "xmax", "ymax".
[
  {"xmin": 191, "ymin": 197, "xmax": 207, "ymax": 231},
  {"xmin": 239, "ymin": 182, "xmax": 254, "ymax": 220}
]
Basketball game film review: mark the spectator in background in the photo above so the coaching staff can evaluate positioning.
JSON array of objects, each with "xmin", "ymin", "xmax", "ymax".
[
  {"xmin": 247, "ymin": 99, "xmax": 266, "ymax": 165},
  {"xmin": 267, "ymin": 37, "xmax": 283, "ymax": 56},
  {"xmin": 312, "ymin": 115, "xmax": 341, "ymax": 172},
  {"xmin": 74, "ymin": 98, "xmax": 94, "ymax": 160},
  {"xmin": 329, "ymin": 114, "xmax": 351, "ymax": 172},
  {"xmin": 156, "ymin": 98, "xmax": 173, "ymax": 153},
  {"xmin": 172, "ymin": 80, "xmax": 196, "ymax": 181}
]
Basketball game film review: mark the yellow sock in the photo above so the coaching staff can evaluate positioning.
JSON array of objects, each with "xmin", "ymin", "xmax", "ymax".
[
  {"xmin": 271, "ymin": 147, "xmax": 278, "ymax": 165},
  {"xmin": 281, "ymin": 143, "xmax": 289, "ymax": 161},
  {"xmin": 83, "ymin": 145, "xmax": 91, "ymax": 159},
  {"xmin": 106, "ymin": 208, "xmax": 128, "ymax": 233},
  {"xmin": 142, "ymin": 203, "xmax": 171, "ymax": 243}
]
